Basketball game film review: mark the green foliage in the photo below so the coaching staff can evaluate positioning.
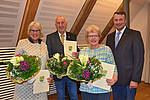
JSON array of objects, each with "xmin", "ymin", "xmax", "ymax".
[
  {"xmin": 67, "ymin": 57, "xmax": 107, "ymax": 82},
  {"xmin": 46, "ymin": 53, "xmax": 71, "ymax": 76},
  {"xmin": 6, "ymin": 55, "xmax": 41, "ymax": 83}
]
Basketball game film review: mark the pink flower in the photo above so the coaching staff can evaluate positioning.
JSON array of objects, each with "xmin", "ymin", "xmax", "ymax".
[
  {"xmin": 87, "ymin": 59, "xmax": 91, "ymax": 64},
  {"xmin": 19, "ymin": 66, "xmax": 22, "ymax": 69},
  {"xmin": 16, "ymin": 54, "xmax": 21, "ymax": 56},
  {"xmin": 22, "ymin": 68, "xmax": 26, "ymax": 71},
  {"xmin": 63, "ymin": 61, "xmax": 68, "ymax": 65},
  {"xmin": 82, "ymin": 74, "xmax": 85, "ymax": 78}
]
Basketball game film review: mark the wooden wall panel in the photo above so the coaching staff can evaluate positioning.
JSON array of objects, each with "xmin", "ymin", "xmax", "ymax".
[
  {"xmin": 70, "ymin": 0, "xmax": 97, "ymax": 35},
  {"xmin": 17, "ymin": 0, "xmax": 40, "ymax": 43}
]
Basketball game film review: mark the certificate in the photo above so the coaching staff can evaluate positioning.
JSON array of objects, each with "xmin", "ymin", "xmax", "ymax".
[
  {"xmin": 93, "ymin": 62, "xmax": 115, "ymax": 90},
  {"xmin": 33, "ymin": 70, "xmax": 50, "ymax": 94},
  {"xmin": 64, "ymin": 40, "xmax": 77, "ymax": 60}
]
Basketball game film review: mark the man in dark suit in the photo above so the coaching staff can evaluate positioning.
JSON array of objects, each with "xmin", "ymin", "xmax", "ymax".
[
  {"xmin": 46, "ymin": 16, "xmax": 78, "ymax": 100},
  {"xmin": 106, "ymin": 11, "xmax": 144, "ymax": 100}
]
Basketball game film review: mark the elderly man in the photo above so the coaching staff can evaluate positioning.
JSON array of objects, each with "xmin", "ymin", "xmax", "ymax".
[{"xmin": 46, "ymin": 16, "xmax": 78, "ymax": 100}]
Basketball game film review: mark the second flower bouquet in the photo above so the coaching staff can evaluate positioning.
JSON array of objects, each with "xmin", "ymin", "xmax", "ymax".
[
  {"xmin": 46, "ymin": 53, "xmax": 71, "ymax": 77},
  {"xmin": 67, "ymin": 54, "xmax": 107, "ymax": 82}
]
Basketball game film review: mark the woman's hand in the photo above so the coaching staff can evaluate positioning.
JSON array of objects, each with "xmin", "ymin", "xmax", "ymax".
[
  {"xmin": 106, "ymin": 74, "xmax": 117, "ymax": 86},
  {"xmin": 47, "ymin": 77, "xmax": 53, "ymax": 84},
  {"xmin": 27, "ymin": 78, "xmax": 36, "ymax": 85},
  {"xmin": 85, "ymin": 80, "xmax": 93, "ymax": 89},
  {"xmin": 56, "ymin": 74, "xmax": 62, "ymax": 79},
  {"xmin": 72, "ymin": 52, "xmax": 79, "ymax": 59}
]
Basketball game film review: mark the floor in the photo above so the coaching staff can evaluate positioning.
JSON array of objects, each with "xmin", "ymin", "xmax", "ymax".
[
  {"xmin": 48, "ymin": 82, "xmax": 150, "ymax": 100},
  {"xmin": 135, "ymin": 82, "xmax": 150, "ymax": 100}
]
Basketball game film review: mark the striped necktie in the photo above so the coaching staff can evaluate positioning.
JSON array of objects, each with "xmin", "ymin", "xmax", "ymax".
[{"xmin": 115, "ymin": 32, "xmax": 121, "ymax": 48}]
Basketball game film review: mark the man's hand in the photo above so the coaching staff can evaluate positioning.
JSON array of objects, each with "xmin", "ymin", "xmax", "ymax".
[{"xmin": 130, "ymin": 81, "xmax": 138, "ymax": 88}]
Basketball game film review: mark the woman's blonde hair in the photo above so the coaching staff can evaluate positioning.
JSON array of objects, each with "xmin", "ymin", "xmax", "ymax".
[
  {"xmin": 28, "ymin": 21, "xmax": 44, "ymax": 38},
  {"xmin": 85, "ymin": 25, "xmax": 101, "ymax": 43}
]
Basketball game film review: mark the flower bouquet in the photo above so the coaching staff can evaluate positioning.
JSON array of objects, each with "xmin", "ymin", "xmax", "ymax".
[
  {"xmin": 6, "ymin": 54, "xmax": 41, "ymax": 84},
  {"xmin": 46, "ymin": 53, "xmax": 71, "ymax": 77},
  {"xmin": 67, "ymin": 54, "xmax": 107, "ymax": 82}
]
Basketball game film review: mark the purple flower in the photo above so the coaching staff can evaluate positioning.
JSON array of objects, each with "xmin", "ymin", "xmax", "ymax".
[
  {"xmin": 22, "ymin": 68, "xmax": 26, "ymax": 71},
  {"xmin": 27, "ymin": 65, "xmax": 31, "ymax": 68},
  {"xmin": 24, "ymin": 62, "xmax": 28, "ymax": 65},
  {"xmin": 20, "ymin": 61, "xmax": 24, "ymax": 65},
  {"xmin": 19, "ymin": 66, "xmax": 22, "ymax": 69},
  {"xmin": 86, "ymin": 75, "xmax": 90, "ymax": 79},
  {"xmin": 77, "ymin": 75, "xmax": 80, "ymax": 78},
  {"xmin": 82, "ymin": 74, "xmax": 85, "ymax": 78}
]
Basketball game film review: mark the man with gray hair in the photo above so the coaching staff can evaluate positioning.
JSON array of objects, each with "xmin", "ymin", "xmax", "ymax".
[{"xmin": 46, "ymin": 16, "xmax": 78, "ymax": 100}]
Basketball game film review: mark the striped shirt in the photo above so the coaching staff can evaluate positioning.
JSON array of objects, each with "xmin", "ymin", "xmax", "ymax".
[{"xmin": 79, "ymin": 45, "xmax": 117, "ymax": 93}]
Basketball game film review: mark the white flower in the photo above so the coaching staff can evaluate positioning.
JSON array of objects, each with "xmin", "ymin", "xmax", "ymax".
[
  {"xmin": 19, "ymin": 56, "xmax": 24, "ymax": 61},
  {"xmin": 10, "ymin": 57, "xmax": 17, "ymax": 64},
  {"xmin": 79, "ymin": 53, "xmax": 88, "ymax": 68},
  {"xmin": 53, "ymin": 53, "xmax": 60, "ymax": 62},
  {"xmin": 10, "ymin": 56, "xmax": 24, "ymax": 66},
  {"xmin": 10, "ymin": 57, "xmax": 19, "ymax": 66},
  {"xmin": 62, "ymin": 57, "xmax": 67, "ymax": 61}
]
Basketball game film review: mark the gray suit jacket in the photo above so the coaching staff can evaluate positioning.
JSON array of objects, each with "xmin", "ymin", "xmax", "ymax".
[{"xmin": 106, "ymin": 27, "xmax": 144, "ymax": 86}]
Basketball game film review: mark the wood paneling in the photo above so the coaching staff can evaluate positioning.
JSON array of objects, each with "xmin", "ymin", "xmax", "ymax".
[
  {"xmin": 70, "ymin": 0, "xmax": 97, "ymax": 35},
  {"xmin": 17, "ymin": 0, "xmax": 40, "ymax": 44}
]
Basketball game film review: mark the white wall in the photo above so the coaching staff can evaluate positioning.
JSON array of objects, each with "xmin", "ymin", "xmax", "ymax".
[
  {"xmin": 130, "ymin": 4, "xmax": 148, "ymax": 46},
  {"xmin": 0, "ymin": 0, "xmax": 26, "ymax": 47},
  {"xmin": 130, "ymin": 2, "xmax": 149, "ymax": 82}
]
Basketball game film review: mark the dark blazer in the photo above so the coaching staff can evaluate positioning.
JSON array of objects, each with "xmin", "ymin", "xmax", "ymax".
[
  {"xmin": 46, "ymin": 31, "xmax": 78, "ymax": 80},
  {"xmin": 46, "ymin": 31, "xmax": 77, "ymax": 58},
  {"xmin": 106, "ymin": 27, "xmax": 144, "ymax": 86}
]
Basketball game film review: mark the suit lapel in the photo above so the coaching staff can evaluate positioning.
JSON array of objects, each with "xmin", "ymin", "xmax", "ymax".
[
  {"xmin": 66, "ymin": 32, "xmax": 71, "ymax": 40},
  {"xmin": 111, "ymin": 32, "xmax": 116, "ymax": 51},
  {"xmin": 116, "ymin": 28, "xmax": 129, "ymax": 50}
]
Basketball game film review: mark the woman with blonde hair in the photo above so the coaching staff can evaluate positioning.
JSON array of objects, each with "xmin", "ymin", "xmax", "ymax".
[
  {"xmin": 13, "ymin": 21, "xmax": 52, "ymax": 100},
  {"xmin": 79, "ymin": 25, "xmax": 118, "ymax": 100}
]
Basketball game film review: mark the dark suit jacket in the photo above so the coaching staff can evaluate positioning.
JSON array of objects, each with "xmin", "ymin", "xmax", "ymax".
[
  {"xmin": 106, "ymin": 27, "xmax": 144, "ymax": 86},
  {"xmin": 46, "ymin": 31, "xmax": 78, "ymax": 80},
  {"xmin": 46, "ymin": 31, "xmax": 77, "ymax": 58}
]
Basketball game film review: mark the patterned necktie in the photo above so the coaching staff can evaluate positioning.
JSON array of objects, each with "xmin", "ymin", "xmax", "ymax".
[
  {"xmin": 61, "ymin": 34, "xmax": 64, "ymax": 44},
  {"xmin": 115, "ymin": 32, "xmax": 121, "ymax": 48}
]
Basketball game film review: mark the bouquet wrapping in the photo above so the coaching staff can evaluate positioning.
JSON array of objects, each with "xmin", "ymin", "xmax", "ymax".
[
  {"xmin": 6, "ymin": 54, "xmax": 41, "ymax": 84},
  {"xmin": 46, "ymin": 53, "xmax": 71, "ymax": 77},
  {"xmin": 67, "ymin": 54, "xmax": 107, "ymax": 82}
]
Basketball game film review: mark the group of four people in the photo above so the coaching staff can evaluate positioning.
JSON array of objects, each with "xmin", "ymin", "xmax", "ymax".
[{"xmin": 14, "ymin": 11, "xmax": 144, "ymax": 100}]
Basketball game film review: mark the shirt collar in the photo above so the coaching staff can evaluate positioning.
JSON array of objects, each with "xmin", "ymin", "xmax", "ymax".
[
  {"xmin": 58, "ymin": 31, "xmax": 66, "ymax": 39},
  {"xmin": 116, "ymin": 26, "xmax": 126, "ymax": 34},
  {"xmin": 28, "ymin": 37, "xmax": 42, "ymax": 44}
]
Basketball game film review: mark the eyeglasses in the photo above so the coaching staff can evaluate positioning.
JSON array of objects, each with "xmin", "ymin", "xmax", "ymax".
[
  {"xmin": 30, "ymin": 29, "xmax": 40, "ymax": 32},
  {"xmin": 88, "ymin": 35, "xmax": 99, "ymax": 37},
  {"xmin": 56, "ymin": 21, "xmax": 65, "ymax": 25}
]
